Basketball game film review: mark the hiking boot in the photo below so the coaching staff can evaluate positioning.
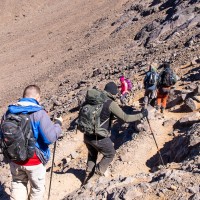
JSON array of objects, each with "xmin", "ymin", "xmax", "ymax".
[
  {"xmin": 81, "ymin": 175, "xmax": 89, "ymax": 187},
  {"xmin": 95, "ymin": 167, "xmax": 111, "ymax": 177},
  {"xmin": 103, "ymin": 169, "xmax": 111, "ymax": 177},
  {"xmin": 86, "ymin": 172, "xmax": 101, "ymax": 185},
  {"xmin": 160, "ymin": 107, "xmax": 165, "ymax": 113},
  {"xmin": 81, "ymin": 171, "xmax": 93, "ymax": 186},
  {"xmin": 155, "ymin": 105, "xmax": 160, "ymax": 110}
]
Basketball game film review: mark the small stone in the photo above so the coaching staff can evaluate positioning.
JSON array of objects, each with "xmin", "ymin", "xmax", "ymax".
[
  {"xmin": 170, "ymin": 185, "xmax": 177, "ymax": 191},
  {"xmin": 163, "ymin": 119, "xmax": 176, "ymax": 127},
  {"xmin": 187, "ymin": 186, "xmax": 199, "ymax": 194},
  {"xmin": 193, "ymin": 96, "xmax": 200, "ymax": 103},
  {"xmin": 123, "ymin": 177, "xmax": 135, "ymax": 184},
  {"xmin": 185, "ymin": 98, "xmax": 198, "ymax": 111},
  {"xmin": 190, "ymin": 193, "xmax": 200, "ymax": 200},
  {"xmin": 70, "ymin": 151, "xmax": 79, "ymax": 159},
  {"xmin": 66, "ymin": 157, "xmax": 71, "ymax": 163}
]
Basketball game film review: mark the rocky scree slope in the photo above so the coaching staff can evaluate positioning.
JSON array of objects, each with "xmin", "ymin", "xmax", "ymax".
[
  {"xmin": 0, "ymin": 0, "xmax": 200, "ymax": 199},
  {"xmin": 50, "ymin": 0, "xmax": 200, "ymax": 198},
  {"xmin": 39, "ymin": 0, "xmax": 200, "ymax": 120},
  {"xmin": 61, "ymin": 0, "xmax": 200, "ymax": 199},
  {"xmin": 64, "ymin": 102, "xmax": 200, "ymax": 200}
]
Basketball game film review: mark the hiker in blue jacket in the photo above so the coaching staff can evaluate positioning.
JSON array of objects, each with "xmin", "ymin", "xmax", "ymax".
[
  {"xmin": 143, "ymin": 65, "xmax": 158, "ymax": 107},
  {"xmin": 2, "ymin": 85, "xmax": 62, "ymax": 200}
]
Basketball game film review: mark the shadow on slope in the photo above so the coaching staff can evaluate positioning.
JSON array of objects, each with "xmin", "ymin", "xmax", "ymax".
[
  {"xmin": 111, "ymin": 105, "xmax": 141, "ymax": 149},
  {"xmin": 181, "ymin": 66, "xmax": 200, "ymax": 82},
  {"xmin": 146, "ymin": 122, "xmax": 200, "ymax": 171}
]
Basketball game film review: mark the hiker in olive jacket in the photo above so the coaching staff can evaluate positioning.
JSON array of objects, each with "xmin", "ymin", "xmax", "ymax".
[{"xmin": 83, "ymin": 82, "xmax": 148, "ymax": 183}]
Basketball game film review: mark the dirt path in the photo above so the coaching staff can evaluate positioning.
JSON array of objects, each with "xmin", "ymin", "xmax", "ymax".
[
  {"xmin": 110, "ymin": 107, "xmax": 185, "ymax": 176},
  {"xmin": 0, "ymin": 100, "xmax": 194, "ymax": 200},
  {"xmin": 42, "ymin": 101, "xmax": 189, "ymax": 200},
  {"xmin": 44, "ymin": 131, "xmax": 84, "ymax": 200},
  {"xmin": 0, "ymin": 0, "xmax": 199, "ymax": 199}
]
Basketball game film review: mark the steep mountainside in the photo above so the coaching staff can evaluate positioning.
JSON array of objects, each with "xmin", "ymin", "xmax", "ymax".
[{"xmin": 0, "ymin": 0, "xmax": 199, "ymax": 200}]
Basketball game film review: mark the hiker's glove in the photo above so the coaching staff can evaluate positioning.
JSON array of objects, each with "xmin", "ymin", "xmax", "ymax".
[
  {"xmin": 55, "ymin": 116, "xmax": 63, "ymax": 126},
  {"xmin": 58, "ymin": 132, "xmax": 64, "ymax": 140},
  {"xmin": 141, "ymin": 108, "xmax": 148, "ymax": 118}
]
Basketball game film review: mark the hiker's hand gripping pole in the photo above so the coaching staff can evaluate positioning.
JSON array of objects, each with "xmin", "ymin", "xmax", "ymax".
[{"xmin": 146, "ymin": 117, "xmax": 165, "ymax": 166}]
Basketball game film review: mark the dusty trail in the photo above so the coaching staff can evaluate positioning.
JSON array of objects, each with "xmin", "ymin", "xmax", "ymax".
[
  {"xmin": 110, "ymin": 108, "xmax": 184, "ymax": 177},
  {"xmin": 43, "ymin": 103, "xmax": 188, "ymax": 200},
  {"xmin": 0, "ymin": 0, "xmax": 199, "ymax": 199}
]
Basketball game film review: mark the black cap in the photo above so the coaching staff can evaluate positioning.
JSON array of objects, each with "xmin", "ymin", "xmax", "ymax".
[{"xmin": 104, "ymin": 82, "xmax": 118, "ymax": 95}]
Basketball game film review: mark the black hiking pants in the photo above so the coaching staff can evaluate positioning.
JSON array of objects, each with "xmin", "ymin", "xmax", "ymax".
[
  {"xmin": 84, "ymin": 135, "xmax": 116, "ymax": 175},
  {"xmin": 143, "ymin": 89, "xmax": 157, "ymax": 106}
]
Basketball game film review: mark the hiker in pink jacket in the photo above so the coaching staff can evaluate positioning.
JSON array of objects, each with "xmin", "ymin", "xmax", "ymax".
[{"xmin": 119, "ymin": 76, "xmax": 128, "ymax": 105}]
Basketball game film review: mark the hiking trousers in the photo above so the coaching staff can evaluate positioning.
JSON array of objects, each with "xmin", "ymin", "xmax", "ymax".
[
  {"xmin": 120, "ymin": 92, "xmax": 128, "ymax": 105},
  {"xmin": 157, "ymin": 87, "xmax": 170, "ymax": 109},
  {"xmin": 84, "ymin": 135, "xmax": 116, "ymax": 175},
  {"xmin": 9, "ymin": 162, "xmax": 46, "ymax": 200},
  {"xmin": 143, "ymin": 89, "xmax": 157, "ymax": 106}
]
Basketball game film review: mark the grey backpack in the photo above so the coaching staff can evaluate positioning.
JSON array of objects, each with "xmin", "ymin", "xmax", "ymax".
[
  {"xmin": 159, "ymin": 68, "xmax": 176, "ymax": 87},
  {"xmin": 77, "ymin": 89, "xmax": 108, "ymax": 136}
]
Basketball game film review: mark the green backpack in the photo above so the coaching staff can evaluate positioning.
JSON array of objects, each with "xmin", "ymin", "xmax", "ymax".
[{"xmin": 77, "ymin": 89, "xmax": 109, "ymax": 136}]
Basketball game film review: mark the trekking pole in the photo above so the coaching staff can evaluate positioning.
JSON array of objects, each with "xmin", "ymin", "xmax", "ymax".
[
  {"xmin": 48, "ymin": 141, "xmax": 56, "ymax": 200},
  {"xmin": 146, "ymin": 117, "xmax": 165, "ymax": 166},
  {"xmin": 75, "ymin": 124, "xmax": 78, "ymax": 135}
]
